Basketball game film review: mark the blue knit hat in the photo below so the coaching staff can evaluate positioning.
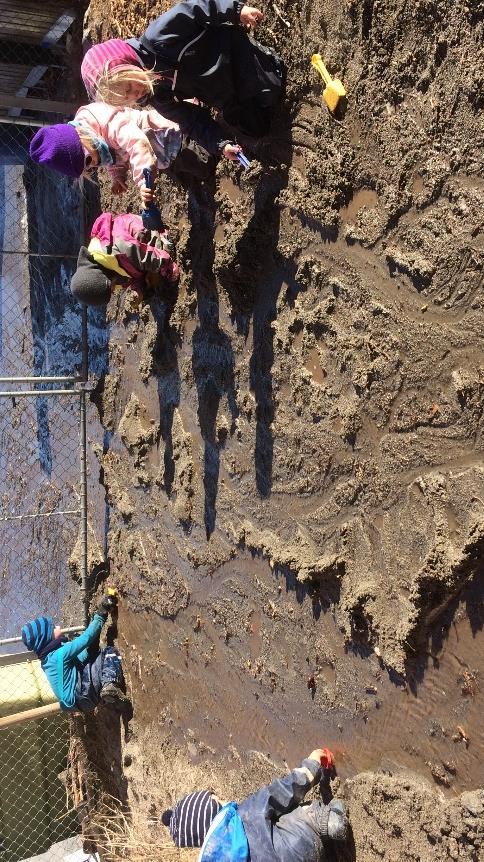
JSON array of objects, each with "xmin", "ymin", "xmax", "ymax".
[
  {"xmin": 21, "ymin": 616, "xmax": 54, "ymax": 654},
  {"xmin": 29, "ymin": 124, "xmax": 85, "ymax": 178}
]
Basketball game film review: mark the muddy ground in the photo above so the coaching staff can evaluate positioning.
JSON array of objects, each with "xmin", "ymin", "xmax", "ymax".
[{"xmin": 81, "ymin": 0, "xmax": 483, "ymax": 858}]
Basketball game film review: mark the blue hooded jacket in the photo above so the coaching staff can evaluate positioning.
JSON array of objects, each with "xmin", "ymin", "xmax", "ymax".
[{"xmin": 22, "ymin": 614, "xmax": 106, "ymax": 710}]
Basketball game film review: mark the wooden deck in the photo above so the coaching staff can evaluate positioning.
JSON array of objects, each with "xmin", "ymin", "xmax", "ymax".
[{"xmin": 0, "ymin": 2, "xmax": 77, "ymax": 119}]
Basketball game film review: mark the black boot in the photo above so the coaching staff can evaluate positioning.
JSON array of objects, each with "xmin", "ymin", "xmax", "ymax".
[{"xmin": 100, "ymin": 683, "xmax": 133, "ymax": 720}]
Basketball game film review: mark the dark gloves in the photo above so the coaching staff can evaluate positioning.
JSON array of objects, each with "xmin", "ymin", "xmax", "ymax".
[{"xmin": 96, "ymin": 594, "xmax": 118, "ymax": 618}]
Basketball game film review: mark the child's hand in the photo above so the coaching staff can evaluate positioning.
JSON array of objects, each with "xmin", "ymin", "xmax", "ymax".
[
  {"xmin": 240, "ymin": 5, "xmax": 264, "ymax": 28},
  {"xmin": 111, "ymin": 178, "xmax": 128, "ymax": 195},
  {"xmin": 223, "ymin": 143, "xmax": 242, "ymax": 161},
  {"xmin": 308, "ymin": 748, "xmax": 335, "ymax": 769},
  {"xmin": 308, "ymin": 748, "xmax": 326, "ymax": 764},
  {"xmin": 140, "ymin": 184, "xmax": 154, "ymax": 205}
]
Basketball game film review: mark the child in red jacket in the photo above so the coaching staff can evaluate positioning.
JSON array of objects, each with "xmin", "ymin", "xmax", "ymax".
[{"xmin": 70, "ymin": 211, "xmax": 179, "ymax": 306}]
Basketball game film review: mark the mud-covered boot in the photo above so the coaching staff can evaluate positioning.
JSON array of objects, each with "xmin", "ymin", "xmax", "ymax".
[
  {"xmin": 100, "ymin": 683, "xmax": 133, "ymax": 719},
  {"xmin": 327, "ymin": 798, "xmax": 348, "ymax": 841}
]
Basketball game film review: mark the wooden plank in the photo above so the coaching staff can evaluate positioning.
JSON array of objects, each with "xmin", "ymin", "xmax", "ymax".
[
  {"xmin": 0, "ymin": 1, "xmax": 74, "ymax": 44},
  {"xmin": 0, "ymin": 0, "xmax": 69, "ymax": 12},
  {"xmin": 0, "ymin": 69, "xmax": 32, "ymax": 92},
  {"xmin": 0, "ymin": 62, "xmax": 31, "ymax": 75},
  {"xmin": 0, "ymin": 92, "xmax": 79, "ymax": 114},
  {"xmin": 0, "ymin": 702, "xmax": 62, "ymax": 728}
]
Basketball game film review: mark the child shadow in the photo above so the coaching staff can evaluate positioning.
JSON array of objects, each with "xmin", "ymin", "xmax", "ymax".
[
  {"xmin": 216, "ymin": 103, "xmax": 297, "ymax": 497},
  {"xmin": 188, "ymin": 184, "xmax": 238, "ymax": 538},
  {"xmin": 149, "ymin": 289, "xmax": 182, "ymax": 497},
  {"xmin": 331, "ymin": 827, "xmax": 356, "ymax": 862},
  {"xmin": 83, "ymin": 708, "xmax": 128, "ymax": 804}
]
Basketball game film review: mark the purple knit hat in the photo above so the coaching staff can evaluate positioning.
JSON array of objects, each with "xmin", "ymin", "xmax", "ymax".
[
  {"xmin": 81, "ymin": 39, "xmax": 142, "ymax": 99},
  {"xmin": 29, "ymin": 124, "xmax": 85, "ymax": 178}
]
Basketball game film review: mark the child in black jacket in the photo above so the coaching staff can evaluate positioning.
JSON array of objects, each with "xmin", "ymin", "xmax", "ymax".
[
  {"xmin": 81, "ymin": 1, "xmax": 284, "ymax": 147},
  {"xmin": 162, "ymin": 748, "xmax": 348, "ymax": 861}
]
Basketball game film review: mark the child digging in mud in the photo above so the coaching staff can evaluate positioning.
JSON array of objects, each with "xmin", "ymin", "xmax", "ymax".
[
  {"xmin": 70, "ymin": 211, "xmax": 179, "ymax": 307},
  {"xmin": 28, "ymin": 101, "xmax": 241, "ymax": 208},
  {"xmin": 161, "ymin": 748, "xmax": 348, "ymax": 861},
  {"xmin": 80, "ymin": 1, "xmax": 284, "ymax": 143},
  {"xmin": 21, "ymin": 595, "xmax": 132, "ymax": 718}
]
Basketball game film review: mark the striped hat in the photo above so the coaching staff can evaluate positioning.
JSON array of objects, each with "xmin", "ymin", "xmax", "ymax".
[
  {"xmin": 164, "ymin": 791, "xmax": 222, "ymax": 848},
  {"xmin": 81, "ymin": 39, "xmax": 142, "ymax": 99},
  {"xmin": 21, "ymin": 616, "xmax": 54, "ymax": 654}
]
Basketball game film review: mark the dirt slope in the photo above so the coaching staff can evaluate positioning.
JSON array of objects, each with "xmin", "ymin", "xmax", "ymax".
[
  {"xmin": 81, "ymin": 0, "xmax": 483, "ymax": 856},
  {"xmin": 85, "ymin": 0, "xmax": 484, "ymax": 668}
]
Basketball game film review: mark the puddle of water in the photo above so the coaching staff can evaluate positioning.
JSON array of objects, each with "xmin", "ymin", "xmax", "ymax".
[
  {"xmin": 121, "ymin": 556, "xmax": 483, "ymax": 796},
  {"xmin": 183, "ymin": 317, "xmax": 197, "ymax": 340},
  {"xmin": 336, "ymin": 582, "xmax": 483, "ymax": 794},
  {"xmin": 292, "ymin": 151, "xmax": 307, "ymax": 179},
  {"xmin": 412, "ymin": 174, "xmax": 425, "ymax": 195},
  {"xmin": 214, "ymin": 223, "xmax": 226, "ymax": 243},
  {"xmin": 249, "ymin": 609, "xmax": 263, "ymax": 661},
  {"xmin": 304, "ymin": 347, "xmax": 326, "ymax": 384},
  {"xmin": 340, "ymin": 188, "xmax": 379, "ymax": 223},
  {"xmin": 219, "ymin": 177, "xmax": 243, "ymax": 205}
]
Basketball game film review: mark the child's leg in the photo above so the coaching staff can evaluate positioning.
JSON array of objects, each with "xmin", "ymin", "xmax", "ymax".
[
  {"xmin": 100, "ymin": 645, "xmax": 125, "ymax": 690},
  {"xmin": 168, "ymin": 135, "xmax": 217, "ymax": 182},
  {"xmin": 306, "ymin": 799, "xmax": 348, "ymax": 841},
  {"xmin": 99, "ymin": 646, "xmax": 133, "ymax": 719},
  {"xmin": 274, "ymin": 800, "xmax": 348, "ymax": 862},
  {"xmin": 224, "ymin": 28, "xmax": 285, "ymax": 137},
  {"xmin": 75, "ymin": 653, "xmax": 102, "ymax": 712}
]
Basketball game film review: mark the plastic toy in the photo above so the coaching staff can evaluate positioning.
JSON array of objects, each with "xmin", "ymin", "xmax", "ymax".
[
  {"xmin": 311, "ymin": 54, "xmax": 346, "ymax": 112},
  {"xmin": 236, "ymin": 151, "xmax": 251, "ymax": 169},
  {"xmin": 320, "ymin": 748, "xmax": 335, "ymax": 770},
  {"xmin": 141, "ymin": 167, "xmax": 163, "ymax": 230}
]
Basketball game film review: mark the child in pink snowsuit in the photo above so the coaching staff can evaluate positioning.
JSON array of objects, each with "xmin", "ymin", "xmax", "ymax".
[
  {"xmin": 29, "ymin": 103, "xmax": 220, "ymax": 207},
  {"xmin": 70, "ymin": 212, "xmax": 179, "ymax": 306}
]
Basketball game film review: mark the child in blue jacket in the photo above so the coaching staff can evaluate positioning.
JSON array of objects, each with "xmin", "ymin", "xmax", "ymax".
[
  {"xmin": 162, "ymin": 748, "xmax": 348, "ymax": 861},
  {"xmin": 21, "ymin": 596, "xmax": 132, "ymax": 718}
]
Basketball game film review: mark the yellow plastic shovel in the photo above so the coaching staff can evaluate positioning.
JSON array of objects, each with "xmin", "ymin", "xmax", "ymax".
[{"xmin": 311, "ymin": 54, "xmax": 346, "ymax": 112}]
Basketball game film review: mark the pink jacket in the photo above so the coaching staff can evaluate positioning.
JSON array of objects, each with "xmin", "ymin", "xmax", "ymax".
[
  {"xmin": 74, "ymin": 102, "xmax": 181, "ymax": 188},
  {"xmin": 89, "ymin": 212, "xmax": 178, "ymax": 293}
]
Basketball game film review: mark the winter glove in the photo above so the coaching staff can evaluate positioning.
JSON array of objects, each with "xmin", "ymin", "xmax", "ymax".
[
  {"xmin": 136, "ymin": 228, "xmax": 175, "ymax": 256},
  {"xmin": 152, "ymin": 231, "xmax": 175, "ymax": 256},
  {"xmin": 96, "ymin": 594, "xmax": 118, "ymax": 617}
]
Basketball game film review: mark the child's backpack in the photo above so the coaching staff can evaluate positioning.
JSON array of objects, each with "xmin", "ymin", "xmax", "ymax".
[{"xmin": 198, "ymin": 802, "xmax": 249, "ymax": 862}]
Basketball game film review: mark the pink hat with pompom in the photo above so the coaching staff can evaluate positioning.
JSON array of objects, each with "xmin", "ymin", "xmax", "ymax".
[{"xmin": 81, "ymin": 39, "xmax": 142, "ymax": 98}]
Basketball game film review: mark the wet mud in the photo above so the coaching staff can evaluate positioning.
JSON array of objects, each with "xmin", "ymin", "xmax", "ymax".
[{"xmin": 83, "ymin": 0, "xmax": 483, "ymax": 855}]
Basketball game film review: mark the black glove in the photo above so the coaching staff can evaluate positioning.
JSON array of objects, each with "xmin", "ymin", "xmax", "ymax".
[{"xmin": 96, "ymin": 594, "xmax": 118, "ymax": 617}]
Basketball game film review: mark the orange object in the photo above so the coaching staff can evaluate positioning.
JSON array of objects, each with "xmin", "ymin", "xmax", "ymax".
[{"xmin": 320, "ymin": 748, "xmax": 335, "ymax": 769}]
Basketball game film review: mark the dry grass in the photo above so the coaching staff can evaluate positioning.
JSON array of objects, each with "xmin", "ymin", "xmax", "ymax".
[
  {"xmin": 89, "ymin": 795, "xmax": 199, "ymax": 862},
  {"xmin": 66, "ymin": 715, "xmax": 101, "ymax": 819}
]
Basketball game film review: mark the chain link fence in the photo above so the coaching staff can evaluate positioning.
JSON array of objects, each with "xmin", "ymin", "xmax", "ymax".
[{"xmin": 0, "ymin": 20, "xmax": 102, "ymax": 859}]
